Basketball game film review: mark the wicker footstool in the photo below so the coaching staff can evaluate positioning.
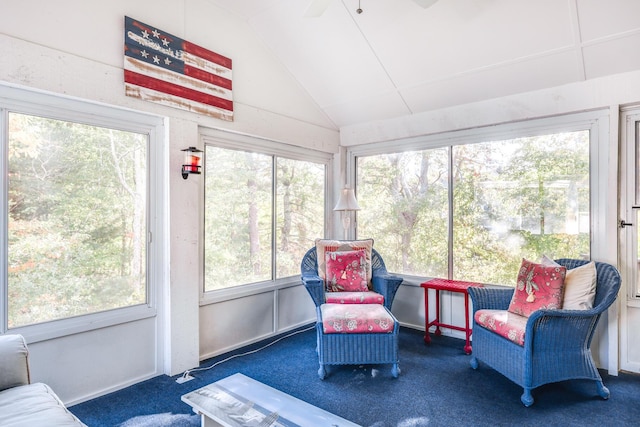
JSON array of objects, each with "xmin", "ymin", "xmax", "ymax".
[{"xmin": 315, "ymin": 303, "xmax": 400, "ymax": 379}]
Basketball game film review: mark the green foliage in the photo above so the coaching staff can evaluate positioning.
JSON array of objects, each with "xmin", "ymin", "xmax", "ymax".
[
  {"xmin": 358, "ymin": 131, "xmax": 590, "ymax": 285},
  {"xmin": 358, "ymin": 150, "xmax": 450, "ymax": 277},
  {"xmin": 7, "ymin": 113, "xmax": 146, "ymax": 327},
  {"xmin": 203, "ymin": 148, "xmax": 325, "ymax": 291}
]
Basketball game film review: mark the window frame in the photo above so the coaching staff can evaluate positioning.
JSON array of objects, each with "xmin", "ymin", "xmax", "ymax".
[
  {"xmin": 199, "ymin": 127, "xmax": 333, "ymax": 305},
  {"xmin": 620, "ymin": 108, "xmax": 640, "ymax": 301},
  {"xmin": 348, "ymin": 110, "xmax": 611, "ymax": 281},
  {"xmin": 0, "ymin": 83, "xmax": 166, "ymax": 343}
]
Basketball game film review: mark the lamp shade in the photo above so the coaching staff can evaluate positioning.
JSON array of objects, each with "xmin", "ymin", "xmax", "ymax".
[{"xmin": 333, "ymin": 187, "xmax": 361, "ymax": 211}]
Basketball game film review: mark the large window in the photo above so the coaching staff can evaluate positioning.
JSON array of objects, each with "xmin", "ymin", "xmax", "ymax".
[
  {"xmin": 203, "ymin": 139, "xmax": 327, "ymax": 292},
  {"xmin": 356, "ymin": 124, "xmax": 591, "ymax": 285},
  {"xmin": 1, "ymin": 85, "xmax": 162, "ymax": 338}
]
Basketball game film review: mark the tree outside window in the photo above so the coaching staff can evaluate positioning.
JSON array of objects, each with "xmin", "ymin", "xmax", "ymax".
[
  {"xmin": 7, "ymin": 112, "xmax": 148, "ymax": 328},
  {"xmin": 356, "ymin": 131, "xmax": 590, "ymax": 285},
  {"xmin": 357, "ymin": 149, "xmax": 449, "ymax": 278},
  {"xmin": 204, "ymin": 146, "xmax": 325, "ymax": 291}
]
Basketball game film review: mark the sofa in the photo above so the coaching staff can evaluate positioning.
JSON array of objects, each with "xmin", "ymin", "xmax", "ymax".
[{"xmin": 0, "ymin": 334, "xmax": 86, "ymax": 426}]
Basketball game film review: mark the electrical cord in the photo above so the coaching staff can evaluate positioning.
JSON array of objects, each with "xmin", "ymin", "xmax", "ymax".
[{"xmin": 177, "ymin": 324, "xmax": 315, "ymax": 382}]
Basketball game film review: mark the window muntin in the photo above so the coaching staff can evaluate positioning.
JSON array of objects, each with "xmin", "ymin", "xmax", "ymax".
[
  {"xmin": 7, "ymin": 112, "xmax": 148, "ymax": 328},
  {"xmin": 204, "ymin": 146, "xmax": 325, "ymax": 292},
  {"xmin": 356, "ymin": 130, "xmax": 590, "ymax": 284}
]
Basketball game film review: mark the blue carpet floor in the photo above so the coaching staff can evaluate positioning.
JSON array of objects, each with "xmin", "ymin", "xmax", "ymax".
[{"xmin": 70, "ymin": 326, "xmax": 640, "ymax": 427}]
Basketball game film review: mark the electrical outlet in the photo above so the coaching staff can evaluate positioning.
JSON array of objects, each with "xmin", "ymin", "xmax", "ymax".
[{"xmin": 176, "ymin": 374, "xmax": 194, "ymax": 384}]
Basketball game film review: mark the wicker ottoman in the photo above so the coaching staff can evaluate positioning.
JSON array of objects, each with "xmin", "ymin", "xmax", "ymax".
[{"xmin": 315, "ymin": 303, "xmax": 400, "ymax": 379}]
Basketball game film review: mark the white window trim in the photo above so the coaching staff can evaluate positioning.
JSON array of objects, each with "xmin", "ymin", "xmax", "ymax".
[
  {"xmin": 0, "ymin": 83, "xmax": 167, "ymax": 343},
  {"xmin": 347, "ymin": 109, "xmax": 613, "ymax": 272},
  {"xmin": 199, "ymin": 127, "xmax": 333, "ymax": 305}
]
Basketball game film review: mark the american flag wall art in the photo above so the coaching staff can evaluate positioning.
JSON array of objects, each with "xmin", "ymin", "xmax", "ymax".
[{"xmin": 124, "ymin": 16, "xmax": 233, "ymax": 121}]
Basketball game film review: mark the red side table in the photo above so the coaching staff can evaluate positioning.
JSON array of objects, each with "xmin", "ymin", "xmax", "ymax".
[{"xmin": 420, "ymin": 278, "xmax": 484, "ymax": 354}]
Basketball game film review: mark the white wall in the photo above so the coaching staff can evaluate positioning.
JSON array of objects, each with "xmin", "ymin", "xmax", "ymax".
[
  {"xmin": 28, "ymin": 318, "xmax": 158, "ymax": 404},
  {"xmin": 339, "ymin": 69, "xmax": 640, "ymax": 146},
  {"xmin": 199, "ymin": 286, "xmax": 316, "ymax": 360},
  {"xmin": 0, "ymin": 0, "xmax": 338, "ymax": 404}
]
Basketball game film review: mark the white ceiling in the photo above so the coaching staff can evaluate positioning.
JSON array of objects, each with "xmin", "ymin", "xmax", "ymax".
[{"xmin": 208, "ymin": 0, "xmax": 640, "ymax": 129}]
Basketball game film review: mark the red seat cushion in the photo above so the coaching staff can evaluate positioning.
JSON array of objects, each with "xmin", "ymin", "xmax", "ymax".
[
  {"xmin": 320, "ymin": 303, "xmax": 395, "ymax": 334},
  {"xmin": 325, "ymin": 291, "xmax": 384, "ymax": 305},
  {"xmin": 474, "ymin": 309, "xmax": 528, "ymax": 346}
]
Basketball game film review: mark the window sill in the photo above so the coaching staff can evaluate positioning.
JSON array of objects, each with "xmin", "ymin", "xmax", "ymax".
[
  {"xmin": 200, "ymin": 277, "xmax": 301, "ymax": 306},
  {"xmin": 8, "ymin": 304, "xmax": 157, "ymax": 344}
]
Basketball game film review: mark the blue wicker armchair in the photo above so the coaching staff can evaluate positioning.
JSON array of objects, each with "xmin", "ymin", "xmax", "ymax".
[
  {"xmin": 468, "ymin": 259, "xmax": 621, "ymax": 407},
  {"xmin": 301, "ymin": 245, "xmax": 403, "ymax": 379},
  {"xmin": 300, "ymin": 246, "xmax": 403, "ymax": 310}
]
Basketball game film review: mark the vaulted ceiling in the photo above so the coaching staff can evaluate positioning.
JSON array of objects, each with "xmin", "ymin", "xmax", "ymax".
[{"xmin": 208, "ymin": 0, "xmax": 640, "ymax": 129}]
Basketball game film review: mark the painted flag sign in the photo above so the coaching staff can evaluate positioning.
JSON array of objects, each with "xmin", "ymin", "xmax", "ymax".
[{"xmin": 124, "ymin": 16, "xmax": 233, "ymax": 121}]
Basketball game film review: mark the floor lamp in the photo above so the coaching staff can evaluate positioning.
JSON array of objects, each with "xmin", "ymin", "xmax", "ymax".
[{"xmin": 333, "ymin": 187, "xmax": 361, "ymax": 240}]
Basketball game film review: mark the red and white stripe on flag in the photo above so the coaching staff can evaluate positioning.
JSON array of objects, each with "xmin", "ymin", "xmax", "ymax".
[{"xmin": 124, "ymin": 16, "xmax": 233, "ymax": 121}]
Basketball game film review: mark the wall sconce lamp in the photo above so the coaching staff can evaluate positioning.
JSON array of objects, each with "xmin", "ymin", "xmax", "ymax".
[
  {"xmin": 181, "ymin": 146, "xmax": 203, "ymax": 179},
  {"xmin": 333, "ymin": 186, "xmax": 361, "ymax": 240}
]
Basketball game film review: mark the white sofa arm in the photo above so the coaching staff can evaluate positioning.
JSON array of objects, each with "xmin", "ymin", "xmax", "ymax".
[{"xmin": 0, "ymin": 334, "xmax": 30, "ymax": 392}]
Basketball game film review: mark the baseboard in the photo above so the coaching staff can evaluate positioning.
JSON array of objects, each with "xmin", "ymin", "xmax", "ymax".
[
  {"xmin": 398, "ymin": 320, "xmax": 467, "ymax": 341},
  {"xmin": 199, "ymin": 321, "xmax": 315, "ymax": 362},
  {"xmin": 64, "ymin": 371, "xmax": 160, "ymax": 407}
]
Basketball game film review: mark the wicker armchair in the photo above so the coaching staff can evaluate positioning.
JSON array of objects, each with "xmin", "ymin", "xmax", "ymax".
[
  {"xmin": 301, "ymin": 245, "xmax": 402, "ymax": 378},
  {"xmin": 468, "ymin": 259, "xmax": 621, "ymax": 407},
  {"xmin": 300, "ymin": 246, "xmax": 403, "ymax": 310}
]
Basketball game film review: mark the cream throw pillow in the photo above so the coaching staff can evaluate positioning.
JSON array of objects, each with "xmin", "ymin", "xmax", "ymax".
[{"xmin": 541, "ymin": 255, "xmax": 597, "ymax": 310}]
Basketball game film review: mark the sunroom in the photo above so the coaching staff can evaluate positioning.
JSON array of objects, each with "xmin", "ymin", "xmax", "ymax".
[{"xmin": 1, "ymin": 0, "xmax": 639, "ymax": 419}]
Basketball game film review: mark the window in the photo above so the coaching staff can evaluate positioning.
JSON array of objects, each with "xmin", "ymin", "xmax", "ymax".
[
  {"xmin": 203, "ymin": 134, "xmax": 328, "ymax": 293},
  {"xmin": 357, "ymin": 149, "xmax": 449, "ymax": 278},
  {"xmin": 355, "ymin": 117, "xmax": 594, "ymax": 285},
  {"xmin": 634, "ymin": 118, "xmax": 640, "ymax": 297},
  {"xmin": 451, "ymin": 133, "xmax": 589, "ymax": 284},
  {"xmin": 1, "ymin": 85, "xmax": 162, "ymax": 339},
  {"xmin": 7, "ymin": 114, "xmax": 148, "ymax": 328}
]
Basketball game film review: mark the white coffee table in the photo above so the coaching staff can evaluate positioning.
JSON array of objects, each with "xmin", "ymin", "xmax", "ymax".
[{"xmin": 181, "ymin": 373, "xmax": 361, "ymax": 427}]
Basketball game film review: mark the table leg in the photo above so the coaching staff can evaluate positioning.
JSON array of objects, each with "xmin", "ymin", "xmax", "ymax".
[
  {"xmin": 434, "ymin": 289, "xmax": 442, "ymax": 336},
  {"xmin": 201, "ymin": 413, "xmax": 224, "ymax": 427},
  {"xmin": 463, "ymin": 291, "xmax": 472, "ymax": 354},
  {"xmin": 423, "ymin": 286, "xmax": 431, "ymax": 344}
]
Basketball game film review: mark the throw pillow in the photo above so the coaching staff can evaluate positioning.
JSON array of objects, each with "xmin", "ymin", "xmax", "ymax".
[
  {"xmin": 541, "ymin": 255, "xmax": 597, "ymax": 310},
  {"xmin": 315, "ymin": 238, "xmax": 374, "ymax": 289},
  {"xmin": 325, "ymin": 250, "xmax": 369, "ymax": 292},
  {"xmin": 508, "ymin": 258, "xmax": 566, "ymax": 317}
]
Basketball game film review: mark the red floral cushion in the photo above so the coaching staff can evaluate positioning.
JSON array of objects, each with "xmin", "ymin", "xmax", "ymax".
[
  {"xmin": 325, "ymin": 291, "xmax": 384, "ymax": 305},
  {"xmin": 320, "ymin": 303, "xmax": 395, "ymax": 334},
  {"xmin": 315, "ymin": 239, "xmax": 373, "ymax": 288},
  {"xmin": 325, "ymin": 249, "xmax": 368, "ymax": 292},
  {"xmin": 475, "ymin": 309, "xmax": 528, "ymax": 346},
  {"xmin": 508, "ymin": 258, "xmax": 566, "ymax": 317}
]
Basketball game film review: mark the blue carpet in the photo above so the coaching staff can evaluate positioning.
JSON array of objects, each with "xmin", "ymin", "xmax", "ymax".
[{"xmin": 70, "ymin": 326, "xmax": 640, "ymax": 426}]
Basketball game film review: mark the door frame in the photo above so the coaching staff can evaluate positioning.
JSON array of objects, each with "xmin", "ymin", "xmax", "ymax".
[{"xmin": 619, "ymin": 107, "xmax": 640, "ymax": 374}]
